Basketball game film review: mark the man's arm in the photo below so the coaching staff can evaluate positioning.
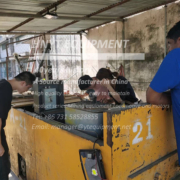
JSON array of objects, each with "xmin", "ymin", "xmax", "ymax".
[
  {"xmin": 100, "ymin": 79, "xmax": 122, "ymax": 103},
  {"xmin": 146, "ymin": 87, "xmax": 171, "ymax": 105},
  {"xmin": 106, "ymin": 85, "xmax": 122, "ymax": 103},
  {"xmin": 147, "ymin": 49, "xmax": 180, "ymax": 105},
  {"xmin": 0, "ymin": 118, "xmax": 5, "ymax": 157}
]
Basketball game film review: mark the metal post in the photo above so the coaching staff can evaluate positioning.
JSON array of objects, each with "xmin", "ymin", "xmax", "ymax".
[
  {"xmin": 116, "ymin": 22, "xmax": 118, "ymax": 69},
  {"xmin": 44, "ymin": 34, "xmax": 49, "ymax": 80},
  {"xmin": 6, "ymin": 43, "xmax": 9, "ymax": 80},
  {"xmin": 80, "ymin": 34, "xmax": 83, "ymax": 76},
  {"xmin": 164, "ymin": 5, "xmax": 167, "ymax": 57},
  {"xmin": 6, "ymin": 57, "xmax": 8, "ymax": 80},
  {"xmin": 122, "ymin": 19, "xmax": 126, "ymax": 77}
]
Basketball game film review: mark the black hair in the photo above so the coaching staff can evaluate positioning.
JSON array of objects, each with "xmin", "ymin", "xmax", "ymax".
[
  {"xmin": 78, "ymin": 75, "xmax": 93, "ymax": 90},
  {"xmin": 167, "ymin": 21, "xmax": 180, "ymax": 42},
  {"xmin": 15, "ymin": 71, "xmax": 36, "ymax": 85},
  {"xmin": 96, "ymin": 68, "xmax": 118, "ymax": 80}
]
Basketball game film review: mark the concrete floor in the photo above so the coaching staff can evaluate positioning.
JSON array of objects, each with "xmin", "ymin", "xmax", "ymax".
[
  {"xmin": 7, "ymin": 171, "xmax": 180, "ymax": 180},
  {"xmin": 9, "ymin": 171, "xmax": 19, "ymax": 180},
  {"xmin": 176, "ymin": 175, "xmax": 180, "ymax": 180}
]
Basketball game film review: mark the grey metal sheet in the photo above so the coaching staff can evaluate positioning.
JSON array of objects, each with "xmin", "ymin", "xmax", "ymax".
[
  {"xmin": 98, "ymin": 0, "xmax": 172, "ymax": 17},
  {"xmin": 0, "ymin": 0, "xmax": 176, "ymax": 33},
  {"xmin": 17, "ymin": 19, "xmax": 73, "ymax": 27},
  {"xmin": 0, "ymin": 17, "xmax": 28, "ymax": 30},
  {"xmin": 15, "ymin": 19, "xmax": 77, "ymax": 31},
  {"xmin": 54, "ymin": 20, "xmax": 107, "ymax": 32},
  {"xmin": 0, "ymin": 0, "xmax": 56, "ymax": 12}
]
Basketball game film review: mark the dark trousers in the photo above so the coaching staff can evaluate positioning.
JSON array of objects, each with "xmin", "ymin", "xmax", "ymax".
[{"xmin": 0, "ymin": 129, "xmax": 10, "ymax": 180}]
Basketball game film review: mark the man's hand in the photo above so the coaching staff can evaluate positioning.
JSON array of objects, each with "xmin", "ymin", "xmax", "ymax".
[
  {"xmin": 97, "ymin": 96, "xmax": 108, "ymax": 103},
  {"xmin": 0, "ymin": 144, "xmax": 5, "ymax": 157},
  {"xmin": 74, "ymin": 93, "xmax": 89, "ymax": 100},
  {"xmin": 96, "ymin": 91, "xmax": 113, "ymax": 104}
]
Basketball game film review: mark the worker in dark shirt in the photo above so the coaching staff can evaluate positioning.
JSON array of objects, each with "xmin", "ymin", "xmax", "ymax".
[
  {"xmin": 78, "ymin": 69, "xmax": 138, "ymax": 105},
  {"xmin": 96, "ymin": 68, "xmax": 138, "ymax": 104},
  {"xmin": 78, "ymin": 75, "xmax": 114, "ymax": 104},
  {"xmin": 0, "ymin": 71, "xmax": 36, "ymax": 180}
]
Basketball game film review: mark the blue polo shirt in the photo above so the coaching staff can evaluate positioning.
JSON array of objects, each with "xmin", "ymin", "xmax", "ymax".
[{"xmin": 150, "ymin": 48, "xmax": 180, "ymax": 159}]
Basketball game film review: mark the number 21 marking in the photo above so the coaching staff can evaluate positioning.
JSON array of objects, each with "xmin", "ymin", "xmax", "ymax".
[{"xmin": 132, "ymin": 118, "xmax": 153, "ymax": 145}]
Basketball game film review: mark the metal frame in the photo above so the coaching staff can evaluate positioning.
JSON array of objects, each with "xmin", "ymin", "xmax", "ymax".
[
  {"xmin": 0, "ymin": 0, "xmax": 177, "ymax": 34},
  {"xmin": 0, "ymin": 0, "xmax": 177, "ymax": 80},
  {"xmin": 78, "ymin": 0, "xmax": 177, "ymax": 33},
  {"xmin": 122, "ymin": 0, "xmax": 176, "ymax": 18},
  {"xmin": 47, "ymin": 0, "xmax": 130, "ymax": 33},
  {"xmin": 0, "ymin": 32, "xmax": 79, "ymax": 35},
  {"xmin": 4, "ymin": 32, "xmax": 82, "ymax": 79},
  {"xmin": 5, "ymin": 35, "xmax": 44, "ymax": 79},
  {"xmin": 0, "ymin": 12, "xmax": 121, "ymax": 21},
  {"xmin": 6, "ymin": 43, "xmax": 10, "ymax": 80},
  {"xmin": 80, "ymin": 34, "xmax": 83, "ymax": 76},
  {"xmin": 7, "ymin": 0, "xmax": 68, "ymax": 32}
]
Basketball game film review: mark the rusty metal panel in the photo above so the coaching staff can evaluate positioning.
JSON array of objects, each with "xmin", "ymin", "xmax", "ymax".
[
  {"xmin": 5, "ymin": 108, "xmax": 112, "ymax": 180},
  {"xmin": 4, "ymin": 104, "xmax": 180, "ymax": 179},
  {"xmin": 111, "ymin": 105, "xmax": 179, "ymax": 179}
]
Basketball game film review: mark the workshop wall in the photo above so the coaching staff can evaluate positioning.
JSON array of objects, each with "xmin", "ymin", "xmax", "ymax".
[
  {"xmin": 167, "ymin": 2, "xmax": 180, "ymax": 32},
  {"xmin": 82, "ymin": 21, "xmax": 123, "ymax": 78},
  {"xmin": 124, "ymin": 7, "xmax": 165, "ymax": 101},
  {"xmin": 83, "ymin": 2, "xmax": 180, "ymax": 102}
]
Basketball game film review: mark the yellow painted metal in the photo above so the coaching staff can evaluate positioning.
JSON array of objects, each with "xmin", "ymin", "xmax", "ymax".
[
  {"xmin": 4, "ymin": 105, "xmax": 180, "ymax": 180},
  {"xmin": 112, "ymin": 105, "xmax": 179, "ymax": 180},
  {"xmin": 5, "ymin": 108, "xmax": 112, "ymax": 180}
]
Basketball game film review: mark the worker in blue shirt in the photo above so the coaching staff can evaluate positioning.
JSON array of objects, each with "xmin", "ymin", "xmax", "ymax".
[{"xmin": 146, "ymin": 21, "xmax": 180, "ymax": 163}]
